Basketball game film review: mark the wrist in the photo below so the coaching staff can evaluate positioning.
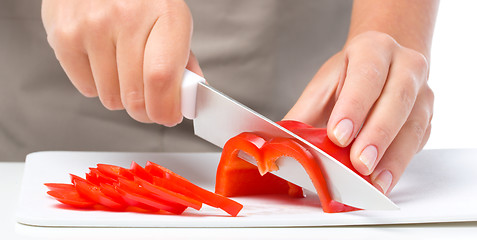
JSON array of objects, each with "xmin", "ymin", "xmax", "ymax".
[{"xmin": 346, "ymin": 0, "xmax": 439, "ymax": 60}]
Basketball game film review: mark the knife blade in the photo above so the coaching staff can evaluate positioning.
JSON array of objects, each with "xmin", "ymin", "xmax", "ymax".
[{"xmin": 181, "ymin": 70, "xmax": 398, "ymax": 210}]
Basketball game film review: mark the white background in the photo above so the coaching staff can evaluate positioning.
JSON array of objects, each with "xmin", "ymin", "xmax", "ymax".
[
  {"xmin": 425, "ymin": 1, "xmax": 477, "ymax": 149},
  {"xmin": 2, "ymin": 2, "xmax": 477, "ymax": 240}
]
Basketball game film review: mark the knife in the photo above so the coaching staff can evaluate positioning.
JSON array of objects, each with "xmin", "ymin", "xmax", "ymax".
[{"xmin": 181, "ymin": 69, "xmax": 398, "ymax": 210}]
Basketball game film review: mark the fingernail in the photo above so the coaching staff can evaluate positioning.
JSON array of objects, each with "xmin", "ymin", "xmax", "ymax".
[
  {"xmin": 374, "ymin": 170, "xmax": 393, "ymax": 194},
  {"xmin": 333, "ymin": 119, "xmax": 353, "ymax": 145},
  {"xmin": 359, "ymin": 145, "xmax": 378, "ymax": 172}
]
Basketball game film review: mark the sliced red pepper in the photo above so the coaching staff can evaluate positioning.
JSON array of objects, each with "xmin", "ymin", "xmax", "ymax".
[
  {"xmin": 215, "ymin": 120, "xmax": 364, "ymax": 213},
  {"xmin": 130, "ymin": 161, "xmax": 154, "ymax": 183},
  {"xmin": 96, "ymin": 164, "xmax": 135, "ymax": 181},
  {"xmin": 47, "ymin": 162, "xmax": 243, "ymax": 216},
  {"xmin": 145, "ymin": 161, "xmax": 191, "ymax": 182},
  {"xmin": 115, "ymin": 178, "xmax": 187, "ymax": 214},
  {"xmin": 114, "ymin": 187, "xmax": 161, "ymax": 212},
  {"xmin": 165, "ymin": 176, "xmax": 242, "ymax": 217},
  {"xmin": 44, "ymin": 183, "xmax": 76, "ymax": 191},
  {"xmin": 135, "ymin": 177, "xmax": 202, "ymax": 210},
  {"xmin": 99, "ymin": 183, "xmax": 128, "ymax": 205},
  {"xmin": 87, "ymin": 168, "xmax": 117, "ymax": 185},
  {"xmin": 146, "ymin": 161, "xmax": 244, "ymax": 217},
  {"xmin": 71, "ymin": 174, "xmax": 126, "ymax": 210},
  {"xmin": 46, "ymin": 189, "xmax": 96, "ymax": 208}
]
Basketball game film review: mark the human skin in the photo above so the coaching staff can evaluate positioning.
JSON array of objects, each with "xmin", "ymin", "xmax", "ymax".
[
  {"xmin": 41, "ymin": 0, "xmax": 201, "ymax": 126},
  {"xmin": 285, "ymin": 0, "xmax": 439, "ymax": 194},
  {"xmin": 41, "ymin": 0, "xmax": 439, "ymax": 195}
]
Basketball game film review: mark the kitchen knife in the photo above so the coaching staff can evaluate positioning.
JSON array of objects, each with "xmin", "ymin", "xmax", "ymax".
[{"xmin": 181, "ymin": 69, "xmax": 398, "ymax": 210}]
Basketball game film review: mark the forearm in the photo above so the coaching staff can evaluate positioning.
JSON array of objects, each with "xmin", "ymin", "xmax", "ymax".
[{"xmin": 347, "ymin": 0, "xmax": 439, "ymax": 59}]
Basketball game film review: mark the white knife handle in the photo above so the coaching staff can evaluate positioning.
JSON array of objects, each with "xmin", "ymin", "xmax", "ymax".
[{"xmin": 181, "ymin": 69, "xmax": 206, "ymax": 119}]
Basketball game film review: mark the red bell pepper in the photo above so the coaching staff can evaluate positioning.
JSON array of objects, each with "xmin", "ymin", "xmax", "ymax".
[
  {"xmin": 215, "ymin": 132, "xmax": 304, "ymax": 198},
  {"xmin": 215, "ymin": 120, "xmax": 367, "ymax": 213}
]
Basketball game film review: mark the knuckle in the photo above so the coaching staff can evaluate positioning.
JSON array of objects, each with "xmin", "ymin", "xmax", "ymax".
[
  {"xmin": 354, "ymin": 62, "xmax": 384, "ymax": 87},
  {"xmin": 82, "ymin": 12, "xmax": 110, "ymax": 38},
  {"xmin": 395, "ymin": 86, "xmax": 416, "ymax": 113},
  {"xmin": 48, "ymin": 26, "xmax": 80, "ymax": 50},
  {"xmin": 406, "ymin": 119, "xmax": 427, "ymax": 142},
  {"xmin": 112, "ymin": 1, "xmax": 135, "ymax": 16},
  {"xmin": 420, "ymin": 84, "xmax": 435, "ymax": 105},
  {"xmin": 404, "ymin": 49, "xmax": 429, "ymax": 77},
  {"xmin": 426, "ymin": 86, "xmax": 435, "ymax": 105},
  {"xmin": 111, "ymin": 1, "xmax": 141, "ymax": 28},
  {"xmin": 350, "ymin": 31, "xmax": 397, "ymax": 50},
  {"xmin": 145, "ymin": 66, "xmax": 178, "ymax": 91},
  {"xmin": 369, "ymin": 31, "xmax": 397, "ymax": 48},
  {"xmin": 410, "ymin": 50, "xmax": 429, "ymax": 71}
]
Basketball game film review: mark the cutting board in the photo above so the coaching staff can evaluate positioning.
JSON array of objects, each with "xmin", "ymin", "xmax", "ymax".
[{"xmin": 16, "ymin": 149, "xmax": 477, "ymax": 227}]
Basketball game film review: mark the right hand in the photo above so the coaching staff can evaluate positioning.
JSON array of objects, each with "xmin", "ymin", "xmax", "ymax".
[{"xmin": 42, "ymin": 0, "xmax": 202, "ymax": 126}]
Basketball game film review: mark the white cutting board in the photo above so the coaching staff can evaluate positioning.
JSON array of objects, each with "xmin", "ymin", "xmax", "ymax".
[{"xmin": 16, "ymin": 149, "xmax": 477, "ymax": 227}]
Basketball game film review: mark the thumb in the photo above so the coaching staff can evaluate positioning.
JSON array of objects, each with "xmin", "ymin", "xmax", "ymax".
[
  {"xmin": 284, "ymin": 53, "xmax": 347, "ymax": 128},
  {"xmin": 186, "ymin": 50, "xmax": 204, "ymax": 77}
]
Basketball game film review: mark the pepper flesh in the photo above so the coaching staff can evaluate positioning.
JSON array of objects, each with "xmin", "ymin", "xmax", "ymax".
[
  {"xmin": 215, "ymin": 132, "xmax": 304, "ymax": 198},
  {"xmin": 215, "ymin": 120, "xmax": 366, "ymax": 213}
]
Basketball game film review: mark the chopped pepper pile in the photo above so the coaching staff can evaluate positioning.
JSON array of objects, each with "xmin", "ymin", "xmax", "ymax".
[{"xmin": 45, "ymin": 161, "xmax": 243, "ymax": 216}]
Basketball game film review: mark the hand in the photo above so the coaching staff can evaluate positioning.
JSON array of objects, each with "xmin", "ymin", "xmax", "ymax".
[
  {"xmin": 41, "ymin": 0, "xmax": 202, "ymax": 126},
  {"xmin": 285, "ymin": 31, "xmax": 434, "ymax": 194}
]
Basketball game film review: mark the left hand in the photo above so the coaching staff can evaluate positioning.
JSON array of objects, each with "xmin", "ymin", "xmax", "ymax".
[{"xmin": 285, "ymin": 31, "xmax": 434, "ymax": 195}]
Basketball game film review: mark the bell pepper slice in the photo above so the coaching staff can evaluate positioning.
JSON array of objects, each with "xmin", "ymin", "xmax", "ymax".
[
  {"xmin": 45, "ymin": 183, "xmax": 96, "ymax": 208},
  {"xmin": 98, "ymin": 183, "xmax": 128, "ymax": 205},
  {"xmin": 46, "ymin": 190, "xmax": 96, "ymax": 208},
  {"xmin": 96, "ymin": 164, "xmax": 135, "ymax": 180},
  {"xmin": 115, "ymin": 178, "xmax": 187, "ymax": 214},
  {"xmin": 215, "ymin": 120, "xmax": 366, "ymax": 213},
  {"xmin": 146, "ymin": 161, "xmax": 243, "ymax": 217},
  {"xmin": 129, "ymin": 161, "xmax": 154, "ymax": 183},
  {"xmin": 86, "ymin": 168, "xmax": 117, "ymax": 185},
  {"xmin": 135, "ymin": 176, "xmax": 203, "ymax": 210},
  {"xmin": 71, "ymin": 174, "xmax": 126, "ymax": 210},
  {"xmin": 44, "ymin": 183, "xmax": 76, "ymax": 191}
]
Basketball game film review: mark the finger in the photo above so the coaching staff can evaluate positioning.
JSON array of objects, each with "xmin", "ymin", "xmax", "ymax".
[
  {"xmin": 116, "ymin": 24, "xmax": 153, "ymax": 123},
  {"xmin": 349, "ymin": 50, "xmax": 429, "ymax": 175},
  {"xmin": 49, "ymin": 33, "xmax": 97, "ymax": 97},
  {"xmin": 327, "ymin": 38, "xmax": 394, "ymax": 147},
  {"xmin": 143, "ymin": 3, "xmax": 192, "ymax": 126},
  {"xmin": 87, "ymin": 40, "xmax": 122, "ymax": 110},
  {"xmin": 370, "ymin": 88, "xmax": 434, "ymax": 194}
]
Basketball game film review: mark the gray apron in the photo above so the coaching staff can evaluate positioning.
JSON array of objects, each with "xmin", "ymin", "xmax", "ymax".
[{"xmin": 0, "ymin": 0, "xmax": 351, "ymax": 161}]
